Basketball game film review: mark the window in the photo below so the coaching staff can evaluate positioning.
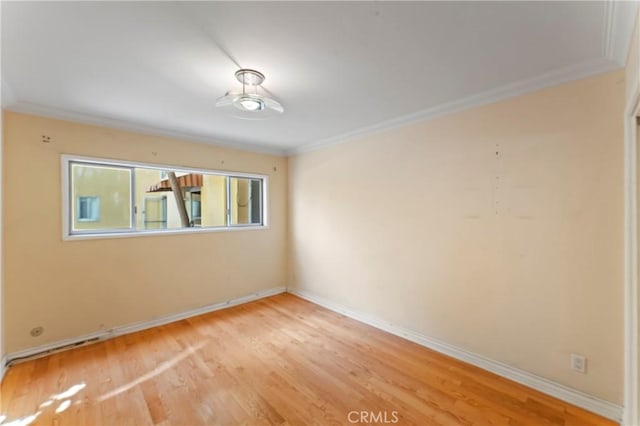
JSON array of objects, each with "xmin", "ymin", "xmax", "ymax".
[
  {"xmin": 143, "ymin": 196, "xmax": 167, "ymax": 229},
  {"xmin": 64, "ymin": 156, "xmax": 268, "ymax": 238},
  {"xmin": 77, "ymin": 196, "xmax": 100, "ymax": 222},
  {"xmin": 189, "ymin": 191, "xmax": 201, "ymax": 227}
]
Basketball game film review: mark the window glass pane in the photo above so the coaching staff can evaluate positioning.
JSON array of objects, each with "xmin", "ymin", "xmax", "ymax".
[
  {"xmin": 190, "ymin": 191, "xmax": 201, "ymax": 226},
  {"xmin": 71, "ymin": 163, "xmax": 132, "ymax": 232},
  {"xmin": 143, "ymin": 196, "xmax": 167, "ymax": 229},
  {"xmin": 135, "ymin": 168, "xmax": 171, "ymax": 229},
  {"xmin": 138, "ymin": 169, "xmax": 228, "ymax": 229},
  {"xmin": 250, "ymin": 180, "xmax": 262, "ymax": 224},
  {"xmin": 201, "ymin": 175, "xmax": 228, "ymax": 227},
  {"xmin": 66, "ymin": 157, "xmax": 264, "ymax": 237},
  {"xmin": 230, "ymin": 177, "xmax": 262, "ymax": 225},
  {"xmin": 138, "ymin": 168, "xmax": 188, "ymax": 230}
]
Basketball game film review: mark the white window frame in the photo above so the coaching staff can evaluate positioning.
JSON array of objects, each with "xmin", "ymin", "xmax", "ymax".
[
  {"xmin": 61, "ymin": 154, "xmax": 269, "ymax": 241},
  {"xmin": 69, "ymin": 162, "xmax": 135, "ymax": 234}
]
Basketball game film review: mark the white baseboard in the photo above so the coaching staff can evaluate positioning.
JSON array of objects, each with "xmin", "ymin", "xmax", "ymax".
[
  {"xmin": 5, "ymin": 286, "xmax": 286, "ymax": 366},
  {"xmin": 288, "ymin": 288, "xmax": 623, "ymax": 423}
]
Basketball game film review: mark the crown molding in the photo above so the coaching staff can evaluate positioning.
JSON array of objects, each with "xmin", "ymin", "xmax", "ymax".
[
  {"xmin": 5, "ymin": 102, "xmax": 288, "ymax": 157},
  {"xmin": 4, "ymin": 1, "xmax": 635, "ymax": 159},
  {"xmin": 289, "ymin": 57, "xmax": 619, "ymax": 156},
  {"xmin": 607, "ymin": 0, "xmax": 639, "ymax": 65},
  {"xmin": 603, "ymin": 0, "xmax": 615, "ymax": 59}
]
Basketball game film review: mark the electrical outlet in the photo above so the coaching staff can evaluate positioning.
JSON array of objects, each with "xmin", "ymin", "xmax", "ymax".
[
  {"xmin": 570, "ymin": 353, "xmax": 586, "ymax": 373},
  {"xmin": 30, "ymin": 326, "xmax": 44, "ymax": 337}
]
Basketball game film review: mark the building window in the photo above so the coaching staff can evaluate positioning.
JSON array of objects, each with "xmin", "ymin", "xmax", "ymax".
[
  {"xmin": 143, "ymin": 196, "xmax": 167, "ymax": 229},
  {"xmin": 190, "ymin": 190, "xmax": 202, "ymax": 227},
  {"xmin": 64, "ymin": 156, "xmax": 268, "ymax": 239},
  {"xmin": 77, "ymin": 196, "xmax": 100, "ymax": 222}
]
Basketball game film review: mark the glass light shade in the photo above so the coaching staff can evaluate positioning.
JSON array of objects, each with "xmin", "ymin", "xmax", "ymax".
[{"xmin": 233, "ymin": 95, "xmax": 265, "ymax": 112}]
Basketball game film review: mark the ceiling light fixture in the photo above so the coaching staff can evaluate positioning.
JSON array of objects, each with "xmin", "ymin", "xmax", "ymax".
[
  {"xmin": 216, "ymin": 68, "xmax": 284, "ymax": 117},
  {"xmin": 235, "ymin": 94, "xmax": 265, "ymax": 112}
]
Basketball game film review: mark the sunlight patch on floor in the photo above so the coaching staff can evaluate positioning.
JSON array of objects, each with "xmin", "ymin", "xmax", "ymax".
[
  {"xmin": 38, "ymin": 400, "xmax": 53, "ymax": 409},
  {"xmin": 55, "ymin": 400, "xmax": 72, "ymax": 414},
  {"xmin": 1, "ymin": 412, "xmax": 40, "ymax": 426},
  {"xmin": 2, "ymin": 382, "xmax": 87, "ymax": 426},
  {"xmin": 51, "ymin": 383, "xmax": 86, "ymax": 400},
  {"xmin": 97, "ymin": 341, "xmax": 206, "ymax": 402}
]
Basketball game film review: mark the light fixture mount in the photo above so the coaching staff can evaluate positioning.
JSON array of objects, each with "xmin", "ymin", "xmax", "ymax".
[{"xmin": 235, "ymin": 69, "xmax": 265, "ymax": 86}]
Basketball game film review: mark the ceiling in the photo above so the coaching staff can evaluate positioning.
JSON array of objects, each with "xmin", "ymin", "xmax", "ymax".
[{"xmin": 1, "ymin": 1, "xmax": 637, "ymax": 155}]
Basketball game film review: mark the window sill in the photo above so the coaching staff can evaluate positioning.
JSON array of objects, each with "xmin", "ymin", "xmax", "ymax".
[{"xmin": 63, "ymin": 225, "xmax": 269, "ymax": 241}]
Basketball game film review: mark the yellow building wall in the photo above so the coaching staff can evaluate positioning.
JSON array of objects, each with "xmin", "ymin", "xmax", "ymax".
[
  {"xmin": 230, "ymin": 178, "xmax": 238, "ymax": 224},
  {"xmin": 235, "ymin": 178, "xmax": 249, "ymax": 224},
  {"xmin": 71, "ymin": 164, "xmax": 131, "ymax": 230},
  {"xmin": 228, "ymin": 177, "xmax": 251, "ymax": 225},
  {"xmin": 201, "ymin": 175, "xmax": 226, "ymax": 227},
  {"xmin": 2, "ymin": 111, "xmax": 288, "ymax": 354}
]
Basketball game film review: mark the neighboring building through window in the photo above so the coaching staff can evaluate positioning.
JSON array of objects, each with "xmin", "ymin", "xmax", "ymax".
[
  {"xmin": 64, "ymin": 156, "xmax": 267, "ymax": 238},
  {"xmin": 229, "ymin": 177, "xmax": 263, "ymax": 226},
  {"xmin": 189, "ymin": 190, "xmax": 202, "ymax": 227},
  {"xmin": 71, "ymin": 163, "xmax": 132, "ymax": 232}
]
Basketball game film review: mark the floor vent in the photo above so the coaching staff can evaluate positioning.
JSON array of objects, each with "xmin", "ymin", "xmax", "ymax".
[{"xmin": 6, "ymin": 336, "xmax": 105, "ymax": 367}]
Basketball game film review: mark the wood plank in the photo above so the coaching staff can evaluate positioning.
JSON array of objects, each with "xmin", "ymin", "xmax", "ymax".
[{"xmin": 0, "ymin": 294, "xmax": 615, "ymax": 425}]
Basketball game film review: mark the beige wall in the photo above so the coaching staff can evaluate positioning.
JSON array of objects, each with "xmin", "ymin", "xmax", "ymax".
[
  {"xmin": 289, "ymin": 70, "xmax": 625, "ymax": 403},
  {"xmin": 3, "ymin": 111, "xmax": 288, "ymax": 354},
  {"xmin": 627, "ymin": 11, "xmax": 639, "ymax": 106},
  {"xmin": 0, "ymin": 95, "xmax": 3, "ymax": 371}
]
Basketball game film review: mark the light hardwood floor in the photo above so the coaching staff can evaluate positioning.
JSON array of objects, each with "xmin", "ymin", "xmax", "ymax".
[{"xmin": 1, "ymin": 293, "xmax": 614, "ymax": 425}]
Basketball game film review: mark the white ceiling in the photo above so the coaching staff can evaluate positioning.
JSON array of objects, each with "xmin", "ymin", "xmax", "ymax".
[{"xmin": 1, "ymin": 1, "xmax": 637, "ymax": 155}]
